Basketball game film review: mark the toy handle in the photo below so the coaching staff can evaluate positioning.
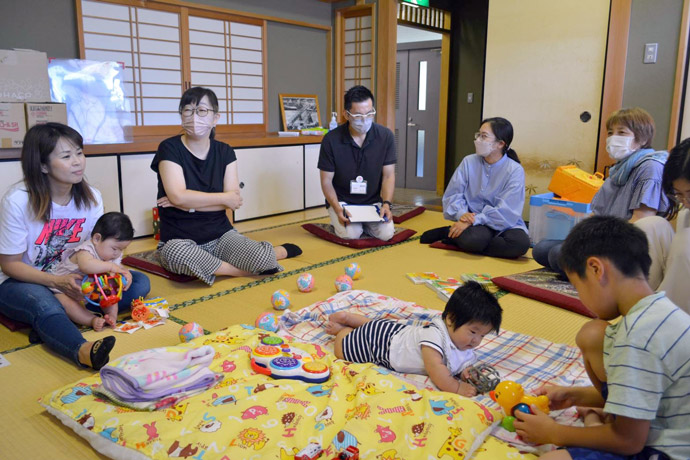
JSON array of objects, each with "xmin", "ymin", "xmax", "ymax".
[
  {"xmin": 250, "ymin": 358, "xmax": 272, "ymax": 376},
  {"xmin": 594, "ymin": 172, "xmax": 604, "ymax": 180}
]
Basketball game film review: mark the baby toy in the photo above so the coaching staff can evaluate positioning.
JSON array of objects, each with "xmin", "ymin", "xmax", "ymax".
[
  {"xmin": 331, "ymin": 446, "xmax": 360, "ymax": 460},
  {"xmin": 334, "ymin": 274, "xmax": 353, "ymax": 292},
  {"xmin": 271, "ymin": 289, "xmax": 291, "ymax": 310},
  {"xmin": 179, "ymin": 322, "xmax": 205, "ymax": 343},
  {"xmin": 130, "ymin": 297, "xmax": 169, "ymax": 322},
  {"xmin": 459, "ymin": 364, "xmax": 500, "ymax": 393},
  {"xmin": 295, "ymin": 442, "xmax": 323, "ymax": 460},
  {"xmin": 490, "ymin": 380, "xmax": 550, "ymax": 432},
  {"xmin": 250, "ymin": 336, "xmax": 330, "ymax": 383},
  {"xmin": 344, "ymin": 262, "xmax": 361, "ymax": 280},
  {"xmin": 81, "ymin": 273, "xmax": 127, "ymax": 309},
  {"xmin": 297, "ymin": 273, "xmax": 314, "ymax": 292},
  {"xmin": 255, "ymin": 312, "xmax": 279, "ymax": 332}
]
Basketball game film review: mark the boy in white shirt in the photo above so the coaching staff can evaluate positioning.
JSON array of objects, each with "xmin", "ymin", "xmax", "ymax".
[{"xmin": 325, "ymin": 281, "xmax": 502, "ymax": 396}]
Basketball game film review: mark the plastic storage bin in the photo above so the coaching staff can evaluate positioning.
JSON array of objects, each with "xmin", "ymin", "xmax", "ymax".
[{"xmin": 528, "ymin": 192, "xmax": 593, "ymax": 246}]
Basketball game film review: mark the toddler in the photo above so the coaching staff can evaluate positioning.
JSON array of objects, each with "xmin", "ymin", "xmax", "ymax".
[
  {"xmin": 325, "ymin": 281, "xmax": 502, "ymax": 396},
  {"xmin": 53, "ymin": 212, "xmax": 134, "ymax": 331}
]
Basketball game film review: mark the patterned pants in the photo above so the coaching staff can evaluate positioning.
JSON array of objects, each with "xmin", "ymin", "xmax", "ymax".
[
  {"xmin": 158, "ymin": 230, "xmax": 281, "ymax": 285},
  {"xmin": 341, "ymin": 319, "xmax": 407, "ymax": 370}
]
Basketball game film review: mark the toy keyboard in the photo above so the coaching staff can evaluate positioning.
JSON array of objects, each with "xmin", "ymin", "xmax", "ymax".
[{"xmin": 250, "ymin": 336, "xmax": 330, "ymax": 383}]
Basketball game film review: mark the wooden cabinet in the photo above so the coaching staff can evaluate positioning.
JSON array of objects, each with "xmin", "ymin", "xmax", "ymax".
[
  {"xmin": 234, "ymin": 146, "xmax": 304, "ymax": 221},
  {"xmin": 304, "ymin": 144, "xmax": 325, "ymax": 208}
]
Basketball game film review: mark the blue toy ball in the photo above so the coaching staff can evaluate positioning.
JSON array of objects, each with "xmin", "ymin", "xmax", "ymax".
[
  {"xmin": 255, "ymin": 312, "xmax": 279, "ymax": 332},
  {"xmin": 345, "ymin": 262, "xmax": 361, "ymax": 280},
  {"xmin": 512, "ymin": 403, "xmax": 532, "ymax": 417},
  {"xmin": 179, "ymin": 322, "xmax": 204, "ymax": 343},
  {"xmin": 271, "ymin": 289, "xmax": 291, "ymax": 310},
  {"xmin": 297, "ymin": 273, "xmax": 314, "ymax": 292}
]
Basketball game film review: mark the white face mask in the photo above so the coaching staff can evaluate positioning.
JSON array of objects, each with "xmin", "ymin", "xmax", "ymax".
[
  {"xmin": 349, "ymin": 117, "xmax": 373, "ymax": 135},
  {"xmin": 606, "ymin": 135, "xmax": 635, "ymax": 161},
  {"xmin": 182, "ymin": 114, "xmax": 214, "ymax": 138},
  {"xmin": 474, "ymin": 139, "xmax": 495, "ymax": 157}
]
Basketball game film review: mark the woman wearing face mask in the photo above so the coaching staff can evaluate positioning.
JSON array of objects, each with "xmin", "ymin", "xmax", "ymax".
[
  {"xmin": 420, "ymin": 117, "xmax": 530, "ymax": 258},
  {"xmin": 151, "ymin": 87, "xmax": 302, "ymax": 285},
  {"xmin": 533, "ymin": 107, "xmax": 671, "ymax": 276}
]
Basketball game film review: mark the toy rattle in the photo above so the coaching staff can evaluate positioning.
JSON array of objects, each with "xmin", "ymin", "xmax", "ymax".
[
  {"xmin": 459, "ymin": 363, "xmax": 500, "ymax": 393},
  {"xmin": 81, "ymin": 273, "xmax": 126, "ymax": 308},
  {"xmin": 250, "ymin": 336, "xmax": 330, "ymax": 383},
  {"xmin": 490, "ymin": 380, "xmax": 550, "ymax": 432}
]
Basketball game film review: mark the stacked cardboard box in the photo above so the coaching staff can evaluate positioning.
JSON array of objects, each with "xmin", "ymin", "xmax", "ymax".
[{"xmin": 0, "ymin": 49, "xmax": 67, "ymax": 148}]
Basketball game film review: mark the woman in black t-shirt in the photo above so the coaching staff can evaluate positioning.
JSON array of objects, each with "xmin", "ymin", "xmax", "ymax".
[{"xmin": 151, "ymin": 87, "xmax": 302, "ymax": 285}]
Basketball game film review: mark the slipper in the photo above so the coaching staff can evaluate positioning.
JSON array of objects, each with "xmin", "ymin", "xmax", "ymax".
[{"xmin": 90, "ymin": 335, "xmax": 116, "ymax": 370}]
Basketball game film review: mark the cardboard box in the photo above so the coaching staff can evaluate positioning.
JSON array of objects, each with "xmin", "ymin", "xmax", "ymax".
[
  {"xmin": 0, "ymin": 103, "xmax": 27, "ymax": 148},
  {"xmin": 25, "ymin": 102, "xmax": 67, "ymax": 128},
  {"xmin": 0, "ymin": 49, "xmax": 51, "ymax": 103}
]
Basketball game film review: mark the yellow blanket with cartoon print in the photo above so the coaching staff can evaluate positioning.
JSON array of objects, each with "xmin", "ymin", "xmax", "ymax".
[{"xmin": 40, "ymin": 324, "xmax": 511, "ymax": 460}]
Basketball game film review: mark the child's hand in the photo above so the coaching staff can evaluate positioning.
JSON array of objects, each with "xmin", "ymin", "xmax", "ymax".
[
  {"xmin": 513, "ymin": 405, "xmax": 557, "ymax": 445},
  {"xmin": 537, "ymin": 385, "xmax": 576, "ymax": 410},
  {"xmin": 121, "ymin": 269, "xmax": 132, "ymax": 291}
]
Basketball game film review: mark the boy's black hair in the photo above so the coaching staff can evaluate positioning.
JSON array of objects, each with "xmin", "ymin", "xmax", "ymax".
[
  {"xmin": 92, "ymin": 212, "xmax": 134, "ymax": 241},
  {"xmin": 344, "ymin": 85, "xmax": 375, "ymax": 111},
  {"xmin": 662, "ymin": 137, "xmax": 690, "ymax": 220},
  {"xmin": 442, "ymin": 281, "xmax": 502, "ymax": 333},
  {"xmin": 559, "ymin": 216, "xmax": 651, "ymax": 279}
]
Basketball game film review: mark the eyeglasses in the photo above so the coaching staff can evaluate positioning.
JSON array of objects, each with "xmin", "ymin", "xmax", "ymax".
[
  {"xmin": 474, "ymin": 132, "xmax": 496, "ymax": 141},
  {"xmin": 180, "ymin": 107, "xmax": 214, "ymax": 117},
  {"xmin": 668, "ymin": 191, "xmax": 690, "ymax": 204},
  {"xmin": 346, "ymin": 109, "xmax": 376, "ymax": 120}
]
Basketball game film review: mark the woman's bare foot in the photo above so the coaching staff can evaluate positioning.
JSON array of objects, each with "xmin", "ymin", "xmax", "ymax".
[
  {"xmin": 325, "ymin": 312, "xmax": 349, "ymax": 335},
  {"xmin": 457, "ymin": 380, "xmax": 477, "ymax": 397},
  {"xmin": 91, "ymin": 316, "xmax": 106, "ymax": 332}
]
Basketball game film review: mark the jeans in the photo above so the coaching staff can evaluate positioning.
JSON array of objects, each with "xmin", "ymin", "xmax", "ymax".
[{"xmin": 0, "ymin": 271, "xmax": 150, "ymax": 366}]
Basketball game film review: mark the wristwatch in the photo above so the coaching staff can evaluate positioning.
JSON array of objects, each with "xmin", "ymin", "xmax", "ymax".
[{"xmin": 382, "ymin": 200, "xmax": 393, "ymax": 209}]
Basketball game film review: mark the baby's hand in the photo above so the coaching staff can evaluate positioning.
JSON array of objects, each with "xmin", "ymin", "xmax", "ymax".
[{"xmin": 457, "ymin": 380, "xmax": 477, "ymax": 397}]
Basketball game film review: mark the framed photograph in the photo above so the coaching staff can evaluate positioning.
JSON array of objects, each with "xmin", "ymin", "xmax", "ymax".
[{"xmin": 279, "ymin": 94, "xmax": 321, "ymax": 131}]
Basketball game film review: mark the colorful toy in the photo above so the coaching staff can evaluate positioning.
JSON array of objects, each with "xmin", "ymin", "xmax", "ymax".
[
  {"xmin": 460, "ymin": 363, "xmax": 501, "ymax": 393},
  {"xmin": 297, "ymin": 273, "xmax": 314, "ymax": 292},
  {"xmin": 255, "ymin": 312, "xmax": 279, "ymax": 332},
  {"xmin": 490, "ymin": 380, "xmax": 550, "ymax": 432},
  {"xmin": 251, "ymin": 336, "xmax": 330, "ymax": 383},
  {"xmin": 81, "ymin": 273, "xmax": 127, "ymax": 308},
  {"xmin": 295, "ymin": 442, "xmax": 323, "ymax": 460},
  {"xmin": 271, "ymin": 289, "xmax": 291, "ymax": 310},
  {"xmin": 334, "ymin": 274, "xmax": 353, "ymax": 292},
  {"xmin": 332, "ymin": 446, "xmax": 360, "ymax": 460},
  {"xmin": 344, "ymin": 262, "xmax": 361, "ymax": 280},
  {"xmin": 179, "ymin": 322, "xmax": 205, "ymax": 343}
]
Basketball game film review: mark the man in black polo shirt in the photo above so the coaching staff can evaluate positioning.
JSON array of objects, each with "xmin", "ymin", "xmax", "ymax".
[{"xmin": 318, "ymin": 86, "xmax": 396, "ymax": 240}]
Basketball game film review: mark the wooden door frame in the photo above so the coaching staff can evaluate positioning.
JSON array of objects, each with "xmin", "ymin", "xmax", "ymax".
[{"xmin": 669, "ymin": 0, "xmax": 690, "ymax": 148}]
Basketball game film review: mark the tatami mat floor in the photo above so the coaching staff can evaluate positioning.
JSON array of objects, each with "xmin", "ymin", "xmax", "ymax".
[{"xmin": 0, "ymin": 208, "xmax": 590, "ymax": 459}]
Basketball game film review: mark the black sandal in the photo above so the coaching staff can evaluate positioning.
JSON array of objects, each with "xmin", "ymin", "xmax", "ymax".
[{"xmin": 90, "ymin": 336, "xmax": 116, "ymax": 370}]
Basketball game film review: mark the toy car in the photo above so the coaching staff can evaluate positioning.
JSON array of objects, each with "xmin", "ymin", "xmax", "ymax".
[
  {"xmin": 295, "ymin": 442, "xmax": 323, "ymax": 460},
  {"xmin": 334, "ymin": 446, "xmax": 359, "ymax": 460}
]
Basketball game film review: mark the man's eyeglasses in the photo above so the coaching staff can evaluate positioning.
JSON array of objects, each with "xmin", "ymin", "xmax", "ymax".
[
  {"xmin": 474, "ymin": 132, "xmax": 496, "ymax": 141},
  {"xmin": 346, "ymin": 110, "xmax": 376, "ymax": 120},
  {"xmin": 180, "ymin": 107, "xmax": 214, "ymax": 117},
  {"xmin": 668, "ymin": 191, "xmax": 690, "ymax": 204}
]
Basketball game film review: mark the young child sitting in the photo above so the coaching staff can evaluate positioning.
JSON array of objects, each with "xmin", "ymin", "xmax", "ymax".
[
  {"xmin": 325, "ymin": 281, "xmax": 502, "ymax": 396},
  {"xmin": 53, "ymin": 212, "xmax": 134, "ymax": 331},
  {"xmin": 514, "ymin": 216, "xmax": 690, "ymax": 460}
]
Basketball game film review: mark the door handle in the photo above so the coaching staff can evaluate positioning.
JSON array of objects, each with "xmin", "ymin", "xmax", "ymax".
[{"xmin": 407, "ymin": 122, "xmax": 417, "ymax": 127}]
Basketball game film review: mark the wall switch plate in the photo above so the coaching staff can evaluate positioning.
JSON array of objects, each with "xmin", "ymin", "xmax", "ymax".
[
  {"xmin": 644, "ymin": 43, "xmax": 658, "ymax": 64},
  {"xmin": 467, "ymin": 92, "xmax": 474, "ymax": 103}
]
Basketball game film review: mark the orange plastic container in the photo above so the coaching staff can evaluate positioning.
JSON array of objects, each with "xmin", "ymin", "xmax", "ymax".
[{"xmin": 548, "ymin": 165, "xmax": 604, "ymax": 203}]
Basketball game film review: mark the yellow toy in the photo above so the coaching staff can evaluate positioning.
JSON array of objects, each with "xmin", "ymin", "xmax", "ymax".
[
  {"xmin": 548, "ymin": 165, "xmax": 604, "ymax": 203},
  {"xmin": 489, "ymin": 381, "xmax": 550, "ymax": 432}
]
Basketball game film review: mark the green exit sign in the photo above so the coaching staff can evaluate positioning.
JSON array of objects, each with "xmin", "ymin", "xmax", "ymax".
[{"xmin": 402, "ymin": 0, "xmax": 430, "ymax": 6}]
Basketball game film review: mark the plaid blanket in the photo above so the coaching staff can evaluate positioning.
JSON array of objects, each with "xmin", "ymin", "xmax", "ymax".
[{"xmin": 279, "ymin": 290, "xmax": 591, "ymax": 454}]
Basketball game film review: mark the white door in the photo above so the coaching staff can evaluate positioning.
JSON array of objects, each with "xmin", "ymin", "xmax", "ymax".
[
  {"xmin": 120, "ymin": 153, "xmax": 158, "ymax": 237},
  {"xmin": 484, "ymin": 0, "xmax": 609, "ymax": 218},
  {"xmin": 85, "ymin": 156, "xmax": 120, "ymax": 215},
  {"xmin": 234, "ymin": 146, "xmax": 304, "ymax": 221}
]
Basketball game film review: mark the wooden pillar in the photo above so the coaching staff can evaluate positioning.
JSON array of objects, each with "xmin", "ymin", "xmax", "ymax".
[
  {"xmin": 668, "ymin": 0, "xmax": 690, "ymax": 149},
  {"xmin": 376, "ymin": 0, "xmax": 398, "ymax": 132},
  {"xmin": 596, "ymin": 0, "xmax": 631, "ymax": 173}
]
